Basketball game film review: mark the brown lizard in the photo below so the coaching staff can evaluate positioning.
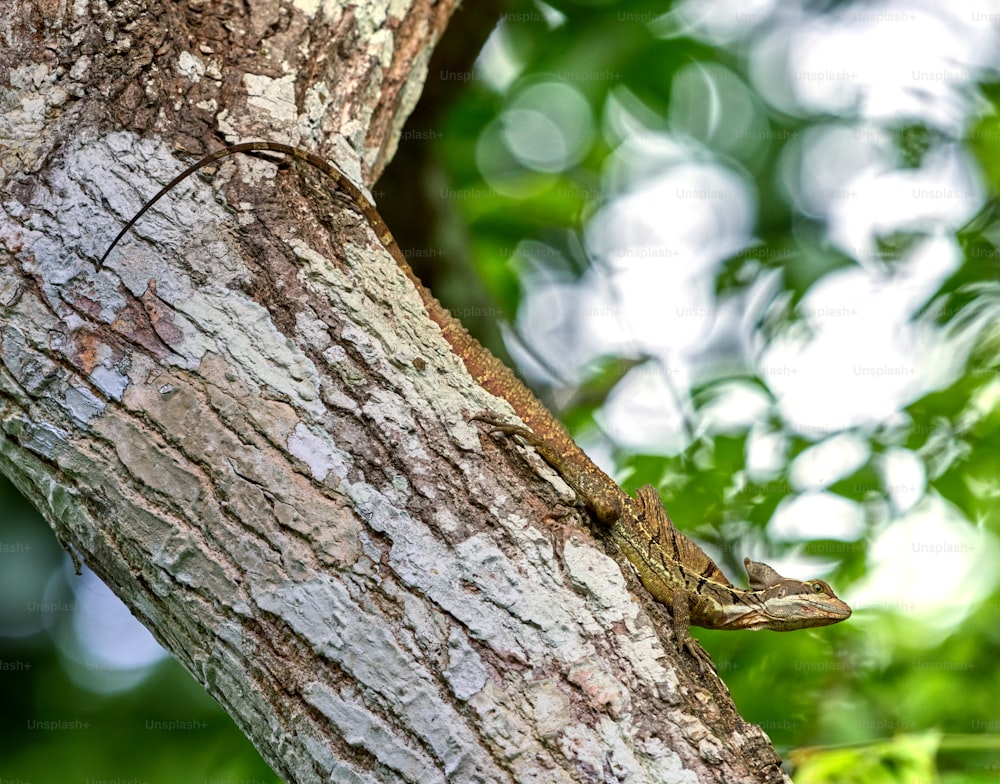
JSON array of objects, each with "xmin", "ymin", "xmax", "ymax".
[{"xmin": 99, "ymin": 141, "xmax": 851, "ymax": 672}]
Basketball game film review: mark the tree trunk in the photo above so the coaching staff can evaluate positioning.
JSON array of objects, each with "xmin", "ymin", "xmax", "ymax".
[{"xmin": 0, "ymin": 2, "xmax": 790, "ymax": 781}]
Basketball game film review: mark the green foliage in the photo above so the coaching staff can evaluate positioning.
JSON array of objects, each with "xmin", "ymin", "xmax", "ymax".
[
  {"xmin": 789, "ymin": 732, "xmax": 941, "ymax": 784},
  {"xmin": 789, "ymin": 732, "xmax": 1000, "ymax": 784}
]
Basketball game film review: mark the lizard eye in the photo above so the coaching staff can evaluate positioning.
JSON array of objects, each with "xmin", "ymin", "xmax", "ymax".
[{"xmin": 810, "ymin": 582, "xmax": 825, "ymax": 594}]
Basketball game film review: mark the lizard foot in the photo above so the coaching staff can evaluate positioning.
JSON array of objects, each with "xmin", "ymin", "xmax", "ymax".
[
  {"xmin": 682, "ymin": 637, "xmax": 717, "ymax": 674},
  {"xmin": 471, "ymin": 412, "xmax": 624, "ymax": 526},
  {"xmin": 672, "ymin": 592, "xmax": 717, "ymax": 674},
  {"xmin": 469, "ymin": 412, "xmax": 535, "ymax": 442}
]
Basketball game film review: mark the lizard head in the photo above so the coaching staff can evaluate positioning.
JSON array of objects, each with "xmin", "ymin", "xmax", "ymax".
[{"xmin": 738, "ymin": 557, "xmax": 852, "ymax": 631}]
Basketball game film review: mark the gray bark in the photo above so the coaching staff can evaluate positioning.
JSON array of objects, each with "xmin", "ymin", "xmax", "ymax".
[{"xmin": 0, "ymin": 1, "xmax": 789, "ymax": 781}]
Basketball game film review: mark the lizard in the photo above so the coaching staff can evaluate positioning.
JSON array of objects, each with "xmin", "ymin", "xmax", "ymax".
[{"xmin": 99, "ymin": 140, "xmax": 852, "ymax": 672}]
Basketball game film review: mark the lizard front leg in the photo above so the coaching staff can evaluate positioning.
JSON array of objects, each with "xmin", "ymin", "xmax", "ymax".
[
  {"xmin": 471, "ymin": 413, "xmax": 624, "ymax": 525},
  {"xmin": 671, "ymin": 590, "xmax": 717, "ymax": 673}
]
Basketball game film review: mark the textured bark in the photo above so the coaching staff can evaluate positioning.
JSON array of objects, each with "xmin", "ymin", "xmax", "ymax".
[{"xmin": 0, "ymin": 2, "xmax": 790, "ymax": 782}]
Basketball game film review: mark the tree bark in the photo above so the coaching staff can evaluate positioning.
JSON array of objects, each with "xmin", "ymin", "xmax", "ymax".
[{"xmin": 0, "ymin": 2, "xmax": 790, "ymax": 782}]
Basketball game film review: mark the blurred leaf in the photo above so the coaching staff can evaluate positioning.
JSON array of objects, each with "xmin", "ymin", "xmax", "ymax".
[
  {"xmin": 788, "ymin": 732, "xmax": 940, "ymax": 784},
  {"xmin": 891, "ymin": 123, "xmax": 939, "ymax": 170},
  {"xmin": 568, "ymin": 354, "xmax": 650, "ymax": 413},
  {"xmin": 873, "ymin": 230, "xmax": 926, "ymax": 266},
  {"xmin": 828, "ymin": 460, "xmax": 883, "ymax": 502},
  {"xmin": 967, "ymin": 109, "xmax": 1000, "ymax": 195}
]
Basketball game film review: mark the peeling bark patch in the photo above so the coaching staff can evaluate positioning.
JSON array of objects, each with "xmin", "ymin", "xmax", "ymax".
[
  {"xmin": 453, "ymin": 532, "xmax": 579, "ymax": 641},
  {"xmin": 72, "ymin": 330, "xmax": 102, "ymax": 375},
  {"xmin": 560, "ymin": 718, "xmax": 690, "ymax": 784},
  {"xmin": 558, "ymin": 723, "xmax": 609, "ymax": 781},
  {"xmin": 353, "ymin": 485, "xmax": 532, "ymax": 662},
  {"xmin": 567, "ymin": 663, "xmax": 628, "ymax": 719},
  {"xmin": 88, "ymin": 363, "xmax": 129, "ymax": 402},
  {"xmin": 139, "ymin": 279, "xmax": 185, "ymax": 348},
  {"xmin": 62, "ymin": 384, "xmax": 105, "ymax": 424},
  {"xmin": 304, "ymin": 681, "xmax": 443, "ymax": 784},
  {"xmin": 106, "ymin": 290, "xmax": 174, "ymax": 362},
  {"xmin": 96, "ymin": 413, "xmax": 203, "ymax": 506},
  {"xmin": 256, "ymin": 577, "xmax": 496, "ymax": 782},
  {"xmin": 176, "ymin": 50, "xmax": 206, "ymax": 82},
  {"xmin": 291, "ymin": 0, "xmax": 322, "ymax": 16},
  {"xmin": 442, "ymin": 626, "xmax": 487, "ymax": 701},
  {"xmin": 640, "ymin": 736, "xmax": 687, "ymax": 771},
  {"xmin": 4, "ymin": 415, "xmax": 68, "ymax": 460},
  {"xmin": 1, "ymin": 322, "xmax": 109, "ymax": 422},
  {"xmin": 300, "ymin": 736, "xmax": 369, "ymax": 784},
  {"xmin": 287, "ymin": 422, "xmax": 349, "ymax": 482},
  {"xmin": 244, "ymin": 73, "xmax": 297, "ymax": 125},
  {"xmin": 1, "ymin": 325, "xmax": 57, "ymax": 396},
  {"xmin": 563, "ymin": 537, "xmax": 629, "ymax": 613},
  {"xmin": 527, "ymin": 680, "xmax": 571, "ymax": 738},
  {"xmin": 175, "ymin": 289, "xmax": 325, "ymax": 414}
]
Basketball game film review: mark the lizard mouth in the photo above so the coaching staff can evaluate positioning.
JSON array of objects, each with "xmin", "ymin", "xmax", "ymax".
[
  {"xmin": 816, "ymin": 597, "xmax": 852, "ymax": 620},
  {"xmin": 766, "ymin": 597, "xmax": 852, "ymax": 630},
  {"xmin": 716, "ymin": 597, "xmax": 851, "ymax": 631}
]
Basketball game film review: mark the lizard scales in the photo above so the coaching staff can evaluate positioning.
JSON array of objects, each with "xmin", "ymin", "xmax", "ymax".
[{"xmin": 100, "ymin": 141, "xmax": 851, "ymax": 671}]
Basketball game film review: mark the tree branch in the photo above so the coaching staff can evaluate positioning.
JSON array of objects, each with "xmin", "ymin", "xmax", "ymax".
[{"xmin": 0, "ymin": 1, "xmax": 790, "ymax": 781}]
